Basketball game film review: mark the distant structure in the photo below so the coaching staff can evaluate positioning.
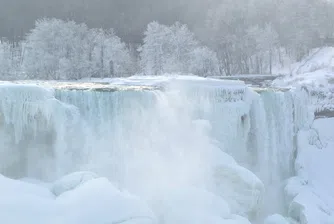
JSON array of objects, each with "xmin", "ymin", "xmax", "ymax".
[{"xmin": 322, "ymin": 37, "xmax": 334, "ymax": 46}]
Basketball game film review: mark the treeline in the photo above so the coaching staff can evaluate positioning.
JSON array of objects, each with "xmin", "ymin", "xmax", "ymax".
[
  {"xmin": 1, "ymin": 19, "xmax": 134, "ymax": 80},
  {"xmin": 1, "ymin": 0, "xmax": 334, "ymax": 79},
  {"xmin": 0, "ymin": 19, "xmax": 218, "ymax": 79},
  {"xmin": 202, "ymin": 0, "xmax": 334, "ymax": 75},
  {"xmin": 0, "ymin": 0, "xmax": 206, "ymax": 43}
]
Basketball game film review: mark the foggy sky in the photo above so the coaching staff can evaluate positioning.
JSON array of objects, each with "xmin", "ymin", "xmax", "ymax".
[{"xmin": 0, "ymin": 0, "xmax": 213, "ymax": 43}]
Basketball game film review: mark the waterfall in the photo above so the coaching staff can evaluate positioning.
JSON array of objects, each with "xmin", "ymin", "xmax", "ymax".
[{"xmin": 0, "ymin": 78, "xmax": 314, "ymax": 222}]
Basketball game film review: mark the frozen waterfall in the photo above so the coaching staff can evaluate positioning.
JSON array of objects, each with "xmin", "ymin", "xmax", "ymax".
[{"xmin": 0, "ymin": 77, "xmax": 315, "ymax": 224}]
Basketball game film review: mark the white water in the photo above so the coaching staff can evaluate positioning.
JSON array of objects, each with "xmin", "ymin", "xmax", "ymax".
[{"xmin": 0, "ymin": 77, "xmax": 314, "ymax": 223}]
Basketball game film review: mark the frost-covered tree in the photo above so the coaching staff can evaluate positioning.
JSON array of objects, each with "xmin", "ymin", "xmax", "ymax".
[
  {"xmin": 0, "ymin": 40, "xmax": 22, "ymax": 79},
  {"xmin": 166, "ymin": 22, "xmax": 199, "ymax": 73},
  {"xmin": 247, "ymin": 24, "xmax": 278, "ymax": 74},
  {"xmin": 22, "ymin": 18, "xmax": 91, "ymax": 79},
  {"xmin": 201, "ymin": 0, "xmax": 334, "ymax": 75},
  {"xmin": 189, "ymin": 47, "xmax": 220, "ymax": 76},
  {"xmin": 89, "ymin": 29, "xmax": 134, "ymax": 77},
  {"xmin": 139, "ymin": 21, "xmax": 219, "ymax": 76},
  {"xmin": 139, "ymin": 21, "xmax": 172, "ymax": 75},
  {"xmin": 22, "ymin": 18, "xmax": 133, "ymax": 80},
  {"xmin": 0, "ymin": 41, "xmax": 12, "ymax": 78}
]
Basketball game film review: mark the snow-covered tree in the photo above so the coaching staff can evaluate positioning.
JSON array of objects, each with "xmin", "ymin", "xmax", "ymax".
[
  {"xmin": 189, "ymin": 47, "xmax": 220, "ymax": 77},
  {"xmin": 139, "ymin": 21, "xmax": 219, "ymax": 76},
  {"xmin": 0, "ymin": 41, "xmax": 12, "ymax": 78},
  {"xmin": 247, "ymin": 24, "xmax": 279, "ymax": 74},
  {"xmin": 0, "ymin": 40, "xmax": 22, "ymax": 79},
  {"xmin": 166, "ymin": 22, "xmax": 199, "ymax": 73},
  {"xmin": 139, "ymin": 21, "xmax": 172, "ymax": 75},
  {"xmin": 22, "ymin": 18, "xmax": 133, "ymax": 80},
  {"xmin": 22, "ymin": 18, "xmax": 90, "ymax": 79},
  {"xmin": 89, "ymin": 29, "xmax": 134, "ymax": 77}
]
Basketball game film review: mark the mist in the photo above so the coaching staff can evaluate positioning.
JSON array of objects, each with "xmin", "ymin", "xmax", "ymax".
[
  {"xmin": 1, "ymin": 0, "xmax": 334, "ymax": 79},
  {"xmin": 0, "ymin": 0, "xmax": 210, "ymax": 43}
]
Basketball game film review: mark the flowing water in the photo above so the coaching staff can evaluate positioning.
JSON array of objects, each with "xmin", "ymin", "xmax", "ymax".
[{"xmin": 0, "ymin": 77, "xmax": 314, "ymax": 222}]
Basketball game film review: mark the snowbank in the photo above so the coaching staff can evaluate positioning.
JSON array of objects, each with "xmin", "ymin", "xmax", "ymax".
[
  {"xmin": 51, "ymin": 171, "xmax": 99, "ymax": 196},
  {"xmin": 0, "ymin": 171, "xmax": 263, "ymax": 224},
  {"xmin": 0, "ymin": 173, "xmax": 156, "ymax": 224},
  {"xmin": 56, "ymin": 177, "xmax": 156, "ymax": 224},
  {"xmin": 264, "ymin": 214, "xmax": 289, "ymax": 224}
]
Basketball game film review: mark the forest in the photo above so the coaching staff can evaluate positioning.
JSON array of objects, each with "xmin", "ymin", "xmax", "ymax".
[{"xmin": 0, "ymin": 0, "xmax": 334, "ymax": 79}]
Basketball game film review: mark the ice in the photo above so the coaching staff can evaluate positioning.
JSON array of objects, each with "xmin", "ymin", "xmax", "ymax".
[
  {"xmin": 0, "ymin": 174, "xmax": 156, "ymax": 224},
  {"xmin": 264, "ymin": 214, "xmax": 289, "ymax": 224},
  {"xmin": 56, "ymin": 177, "xmax": 156, "ymax": 224},
  {"xmin": 0, "ymin": 83, "xmax": 82, "ymax": 180},
  {"xmin": 270, "ymin": 47, "xmax": 334, "ymax": 223},
  {"xmin": 0, "ymin": 174, "xmax": 57, "ymax": 224},
  {"xmin": 0, "ymin": 75, "xmax": 327, "ymax": 223},
  {"xmin": 272, "ymin": 47, "xmax": 334, "ymax": 113},
  {"xmin": 158, "ymin": 187, "xmax": 230, "ymax": 224},
  {"xmin": 286, "ymin": 118, "xmax": 334, "ymax": 223},
  {"xmin": 213, "ymin": 162, "xmax": 264, "ymax": 218},
  {"xmin": 273, "ymin": 47, "xmax": 334, "ymax": 88},
  {"xmin": 51, "ymin": 171, "xmax": 99, "ymax": 196}
]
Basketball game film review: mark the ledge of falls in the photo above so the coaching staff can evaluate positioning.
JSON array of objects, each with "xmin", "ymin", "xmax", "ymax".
[{"xmin": 0, "ymin": 76, "xmax": 329, "ymax": 224}]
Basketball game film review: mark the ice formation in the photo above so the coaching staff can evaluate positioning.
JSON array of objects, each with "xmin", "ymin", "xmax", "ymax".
[
  {"xmin": 285, "ymin": 118, "xmax": 334, "ymax": 223},
  {"xmin": 0, "ymin": 76, "xmax": 328, "ymax": 223}
]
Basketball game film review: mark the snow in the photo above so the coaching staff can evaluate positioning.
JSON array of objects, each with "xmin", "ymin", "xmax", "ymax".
[
  {"xmin": 0, "ymin": 75, "xmax": 329, "ymax": 224},
  {"xmin": 263, "ymin": 214, "xmax": 289, "ymax": 224},
  {"xmin": 0, "ymin": 174, "xmax": 156, "ymax": 224},
  {"xmin": 213, "ymin": 162, "xmax": 264, "ymax": 218},
  {"xmin": 1, "ymin": 74, "xmax": 246, "ymax": 92},
  {"xmin": 272, "ymin": 47, "xmax": 334, "ymax": 88},
  {"xmin": 268, "ymin": 48, "xmax": 334, "ymax": 223},
  {"xmin": 51, "ymin": 171, "xmax": 99, "ymax": 196},
  {"xmin": 158, "ymin": 187, "xmax": 232, "ymax": 224},
  {"xmin": 0, "ymin": 78, "xmax": 262, "ymax": 224},
  {"xmin": 56, "ymin": 177, "xmax": 156, "ymax": 224},
  {"xmin": 272, "ymin": 47, "xmax": 334, "ymax": 113},
  {"xmin": 0, "ymin": 82, "xmax": 82, "ymax": 180},
  {"xmin": 285, "ymin": 118, "xmax": 334, "ymax": 223}
]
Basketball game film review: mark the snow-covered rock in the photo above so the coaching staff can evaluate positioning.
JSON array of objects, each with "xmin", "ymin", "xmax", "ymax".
[
  {"xmin": 213, "ymin": 159, "xmax": 264, "ymax": 218},
  {"xmin": 56, "ymin": 177, "xmax": 157, "ymax": 224},
  {"xmin": 0, "ymin": 174, "xmax": 157, "ymax": 224},
  {"xmin": 158, "ymin": 187, "xmax": 252, "ymax": 224},
  {"xmin": 159, "ymin": 187, "xmax": 230, "ymax": 224},
  {"xmin": 264, "ymin": 214, "xmax": 289, "ymax": 224},
  {"xmin": 0, "ymin": 175, "xmax": 57, "ymax": 224},
  {"xmin": 51, "ymin": 171, "xmax": 98, "ymax": 196}
]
